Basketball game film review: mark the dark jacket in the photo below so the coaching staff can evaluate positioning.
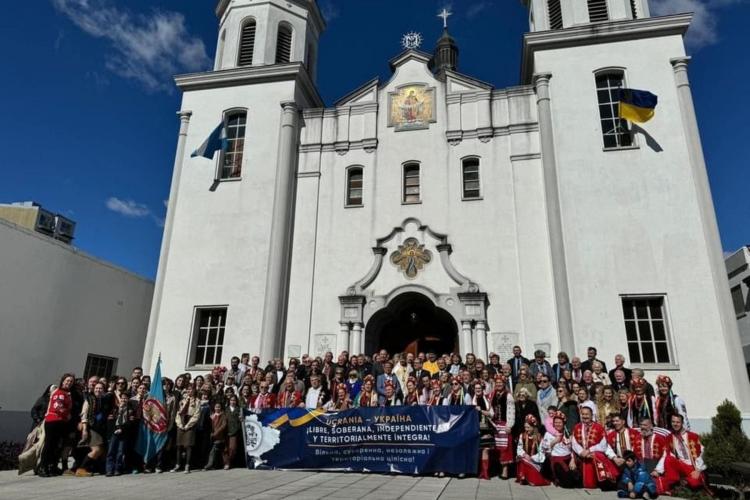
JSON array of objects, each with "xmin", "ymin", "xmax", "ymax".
[
  {"xmin": 210, "ymin": 412, "xmax": 228, "ymax": 441},
  {"xmin": 226, "ymin": 407, "xmax": 241, "ymax": 437}
]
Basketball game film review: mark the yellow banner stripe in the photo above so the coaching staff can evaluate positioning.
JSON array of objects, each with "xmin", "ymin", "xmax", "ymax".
[
  {"xmin": 289, "ymin": 409, "xmax": 325, "ymax": 427},
  {"xmin": 268, "ymin": 414, "xmax": 289, "ymax": 428}
]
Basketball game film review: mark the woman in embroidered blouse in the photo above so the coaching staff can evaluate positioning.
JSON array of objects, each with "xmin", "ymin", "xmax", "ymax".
[
  {"xmin": 490, "ymin": 374, "xmax": 515, "ymax": 479},
  {"xmin": 541, "ymin": 411, "xmax": 578, "ymax": 488},
  {"xmin": 355, "ymin": 375, "xmax": 378, "ymax": 407},
  {"xmin": 596, "ymin": 386, "xmax": 619, "ymax": 429},
  {"xmin": 516, "ymin": 414, "xmax": 550, "ymax": 486},
  {"xmin": 472, "ymin": 381, "xmax": 495, "ymax": 480},
  {"xmin": 403, "ymin": 377, "xmax": 421, "ymax": 406}
]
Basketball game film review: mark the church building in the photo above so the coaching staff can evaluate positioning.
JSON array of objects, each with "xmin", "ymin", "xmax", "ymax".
[{"xmin": 143, "ymin": 0, "xmax": 750, "ymax": 428}]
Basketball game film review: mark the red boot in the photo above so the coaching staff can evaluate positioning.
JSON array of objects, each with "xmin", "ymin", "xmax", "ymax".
[{"xmin": 479, "ymin": 457, "xmax": 490, "ymax": 480}]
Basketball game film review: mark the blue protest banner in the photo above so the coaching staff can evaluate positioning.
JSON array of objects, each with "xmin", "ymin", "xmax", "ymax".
[{"xmin": 243, "ymin": 405, "xmax": 479, "ymax": 475}]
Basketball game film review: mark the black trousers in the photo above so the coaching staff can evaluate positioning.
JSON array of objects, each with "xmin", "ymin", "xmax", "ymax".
[{"xmin": 41, "ymin": 421, "xmax": 67, "ymax": 470}]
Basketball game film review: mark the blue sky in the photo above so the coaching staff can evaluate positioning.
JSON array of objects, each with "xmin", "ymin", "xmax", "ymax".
[{"xmin": 0, "ymin": 0, "xmax": 748, "ymax": 280}]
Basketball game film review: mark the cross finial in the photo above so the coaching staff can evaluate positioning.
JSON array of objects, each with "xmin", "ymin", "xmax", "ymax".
[{"xmin": 438, "ymin": 8, "xmax": 452, "ymax": 29}]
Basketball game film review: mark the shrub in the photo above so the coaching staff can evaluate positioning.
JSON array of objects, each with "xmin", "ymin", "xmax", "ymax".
[{"xmin": 702, "ymin": 400, "xmax": 750, "ymax": 492}]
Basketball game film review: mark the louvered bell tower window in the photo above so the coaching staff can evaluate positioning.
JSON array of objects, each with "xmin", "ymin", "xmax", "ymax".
[
  {"xmin": 548, "ymin": 0, "xmax": 563, "ymax": 30},
  {"xmin": 587, "ymin": 0, "xmax": 609, "ymax": 22},
  {"xmin": 630, "ymin": 0, "xmax": 638, "ymax": 19},
  {"xmin": 238, "ymin": 20, "xmax": 256, "ymax": 66},
  {"xmin": 275, "ymin": 24, "xmax": 292, "ymax": 64}
]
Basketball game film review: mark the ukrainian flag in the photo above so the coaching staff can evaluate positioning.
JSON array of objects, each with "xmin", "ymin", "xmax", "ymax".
[{"xmin": 618, "ymin": 88, "xmax": 658, "ymax": 123}]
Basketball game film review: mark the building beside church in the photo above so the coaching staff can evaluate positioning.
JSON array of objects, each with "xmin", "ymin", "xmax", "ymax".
[
  {"xmin": 726, "ymin": 246, "xmax": 750, "ymax": 378},
  {"xmin": 143, "ymin": 0, "xmax": 750, "ymax": 429},
  {"xmin": 0, "ymin": 211, "xmax": 153, "ymax": 441}
]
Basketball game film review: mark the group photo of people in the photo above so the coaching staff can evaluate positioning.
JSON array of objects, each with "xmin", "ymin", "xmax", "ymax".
[{"xmin": 25, "ymin": 345, "xmax": 709, "ymax": 497}]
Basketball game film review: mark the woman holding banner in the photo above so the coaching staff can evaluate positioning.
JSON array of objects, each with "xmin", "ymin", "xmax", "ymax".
[
  {"xmin": 471, "ymin": 381, "xmax": 495, "ymax": 480},
  {"xmin": 490, "ymin": 374, "xmax": 515, "ymax": 480}
]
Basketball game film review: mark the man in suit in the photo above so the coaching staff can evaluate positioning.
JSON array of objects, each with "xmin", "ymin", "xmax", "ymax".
[
  {"xmin": 528, "ymin": 350, "xmax": 553, "ymax": 381},
  {"xmin": 507, "ymin": 345, "xmax": 530, "ymax": 383},
  {"xmin": 376, "ymin": 360, "xmax": 402, "ymax": 398},
  {"xmin": 608, "ymin": 354, "xmax": 632, "ymax": 386},
  {"xmin": 581, "ymin": 346, "xmax": 607, "ymax": 373},
  {"xmin": 412, "ymin": 358, "xmax": 428, "ymax": 382}
]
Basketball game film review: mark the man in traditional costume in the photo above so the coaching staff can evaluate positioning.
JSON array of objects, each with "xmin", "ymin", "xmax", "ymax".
[
  {"xmin": 571, "ymin": 406, "xmax": 619, "ymax": 489},
  {"xmin": 663, "ymin": 414, "xmax": 707, "ymax": 492},
  {"xmin": 607, "ymin": 414, "xmax": 641, "ymax": 464}
]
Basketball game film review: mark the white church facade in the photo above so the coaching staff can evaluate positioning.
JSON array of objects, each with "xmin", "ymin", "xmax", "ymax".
[{"xmin": 143, "ymin": 0, "xmax": 750, "ymax": 427}]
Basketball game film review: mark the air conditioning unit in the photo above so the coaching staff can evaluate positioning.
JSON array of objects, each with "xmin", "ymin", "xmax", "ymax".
[
  {"xmin": 54, "ymin": 215, "xmax": 76, "ymax": 243},
  {"xmin": 35, "ymin": 209, "xmax": 56, "ymax": 235}
]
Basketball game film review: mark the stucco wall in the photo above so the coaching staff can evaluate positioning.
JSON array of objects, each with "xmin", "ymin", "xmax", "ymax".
[{"xmin": 0, "ymin": 220, "xmax": 153, "ymax": 441}]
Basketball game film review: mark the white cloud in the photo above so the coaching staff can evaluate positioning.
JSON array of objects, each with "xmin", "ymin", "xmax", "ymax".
[
  {"xmin": 318, "ymin": 0, "xmax": 339, "ymax": 22},
  {"xmin": 650, "ymin": 0, "xmax": 742, "ymax": 49},
  {"xmin": 466, "ymin": 1, "xmax": 491, "ymax": 19},
  {"xmin": 105, "ymin": 197, "xmax": 151, "ymax": 218},
  {"xmin": 52, "ymin": 0, "xmax": 210, "ymax": 92}
]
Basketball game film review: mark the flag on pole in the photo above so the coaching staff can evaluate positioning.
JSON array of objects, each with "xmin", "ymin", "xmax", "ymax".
[
  {"xmin": 135, "ymin": 356, "xmax": 169, "ymax": 463},
  {"xmin": 191, "ymin": 122, "xmax": 227, "ymax": 159},
  {"xmin": 617, "ymin": 88, "xmax": 658, "ymax": 123}
]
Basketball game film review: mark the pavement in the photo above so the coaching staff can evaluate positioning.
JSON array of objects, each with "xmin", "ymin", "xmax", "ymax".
[{"xmin": 0, "ymin": 469, "xmax": 623, "ymax": 500}]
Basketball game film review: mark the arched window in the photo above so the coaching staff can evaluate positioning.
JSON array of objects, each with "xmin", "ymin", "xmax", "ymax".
[
  {"xmin": 220, "ymin": 110, "xmax": 246, "ymax": 179},
  {"xmin": 587, "ymin": 0, "xmax": 609, "ymax": 22},
  {"xmin": 403, "ymin": 163, "xmax": 420, "ymax": 204},
  {"xmin": 346, "ymin": 167, "xmax": 363, "ymax": 207},
  {"xmin": 275, "ymin": 23, "xmax": 293, "ymax": 64},
  {"xmin": 595, "ymin": 72, "xmax": 632, "ymax": 149},
  {"xmin": 238, "ymin": 19, "xmax": 256, "ymax": 67},
  {"xmin": 462, "ymin": 158, "xmax": 481, "ymax": 200},
  {"xmin": 547, "ymin": 0, "xmax": 563, "ymax": 30}
]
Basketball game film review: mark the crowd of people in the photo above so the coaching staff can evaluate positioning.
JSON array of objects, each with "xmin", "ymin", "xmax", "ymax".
[{"xmin": 28, "ymin": 345, "xmax": 709, "ymax": 497}]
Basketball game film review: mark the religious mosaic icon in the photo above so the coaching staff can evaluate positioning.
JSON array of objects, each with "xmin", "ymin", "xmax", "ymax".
[
  {"xmin": 390, "ymin": 237, "xmax": 432, "ymax": 279},
  {"xmin": 388, "ymin": 84, "xmax": 436, "ymax": 131}
]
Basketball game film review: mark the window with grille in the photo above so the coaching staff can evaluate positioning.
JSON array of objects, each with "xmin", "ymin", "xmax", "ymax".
[
  {"xmin": 548, "ymin": 0, "xmax": 563, "ymax": 30},
  {"xmin": 220, "ymin": 111, "xmax": 246, "ymax": 179},
  {"xmin": 596, "ymin": 72, "xmax": 633, "ymax": 149},
  {"xmin": 622, "ymin": 296, "xmax": 672, "ymax": 364},
  {"xmin": 238, "ymin": 20, "xmax": 256, "ymax": 66},
  {"xmin": 275, "ymin": 24, "xmax": 292, "ymax": 64},
  {"xmin": 83, "ymin": 354, "xmax": 117, "ymax": 380},
  {"xmin": 732, "ymin": 285, "xmax": 746, "ymax": 317},
  {"xmin": 403, "ymin": 163, "xmax": 421, "ymax": 203},
  {"xmin": 346, "ymin": 167, "xmax": 363, "ymax": 206},
  {"xmin": 192, "ymin": 307, "xmax": 227, "ymax": 367},
  {"xmin": 588, "ymin": 0, "xmax": 609, "ymax": 22},
  {"xmin": 462, "ymin": 158, "xmax": 481, "ymax": 199},
  {"xmin": 630, "ymin": 0, "xmax": 638, "ymax": 19}
]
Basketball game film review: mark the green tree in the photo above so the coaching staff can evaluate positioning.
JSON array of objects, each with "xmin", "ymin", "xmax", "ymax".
[{"xmin": 702, "ymin": 399, "xmax": 750, "ymax": 492}]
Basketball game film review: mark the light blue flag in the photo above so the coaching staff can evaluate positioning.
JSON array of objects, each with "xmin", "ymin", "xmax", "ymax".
[
  {"xmin": 191, "ymin": 122, "xmax": 227, "ymax": 159},
  {"xmin": 135, "ymin": 356, "xmax": 169, "ymax": 463}
]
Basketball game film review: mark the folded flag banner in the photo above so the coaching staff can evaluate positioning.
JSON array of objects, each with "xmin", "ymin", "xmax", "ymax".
[
  {"xmin": 243, "ymin": 405, "xmax": 479, "ymax": 475},
  {"xmin": 135, "ymin": 356, "xmax": 169, "ymax": 462},
  {"xmin": 618, "ymin": 88, "xmax": 658, "ymax": 123},
  {"xmin": 191, "ymin": 122, "xmax": 227, "ymax": 159}
]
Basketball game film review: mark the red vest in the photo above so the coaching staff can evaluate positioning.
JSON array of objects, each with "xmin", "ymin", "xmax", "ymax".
[
  {"xmin": 637, "ymin": 432, "xmax": 668, "ymax": 461},
  {"xmin": 670, "ymin": 431, "xmax": 702, "ymax": 465},
  {"xmin": 607, "ymin": 428, "xmax": 642, "ymax": 457},
  {"xmin": 573, "ymin": 422, "xmax": 606, "ymax": 449}
]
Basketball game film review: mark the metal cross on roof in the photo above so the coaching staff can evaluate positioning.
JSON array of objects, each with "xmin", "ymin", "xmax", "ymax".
[{"xmin": 437, "ymin": 8, "xmax": 452, "ymax": 29}]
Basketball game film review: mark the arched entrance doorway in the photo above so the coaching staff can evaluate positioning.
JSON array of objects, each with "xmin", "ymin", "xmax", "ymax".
[{"xmin": 365, "ymin": 292, "xmax": 458, "ymax": 355}]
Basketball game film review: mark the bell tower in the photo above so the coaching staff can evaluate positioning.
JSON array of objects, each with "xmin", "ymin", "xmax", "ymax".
[
  {"xmin": 524, "ymin": 0, "xmax": 650, "ymax": 31},
  {"xmin": 214, "ymin": 0, "xmax": 325, "ymax": 81}
]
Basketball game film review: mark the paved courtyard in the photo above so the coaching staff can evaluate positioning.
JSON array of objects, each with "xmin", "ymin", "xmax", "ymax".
[{"xmin": 0, "ymin": 469, "xmax": 623, "ymax": 500}]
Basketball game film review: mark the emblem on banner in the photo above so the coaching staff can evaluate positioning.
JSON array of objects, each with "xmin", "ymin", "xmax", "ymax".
[
  {"xmin": 141, "ymin": 398, "xmax": 168, "ymax": 434},
  {"xmin": 244, "ymin": 414, "xmax": 280, "ymax": 464}
]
